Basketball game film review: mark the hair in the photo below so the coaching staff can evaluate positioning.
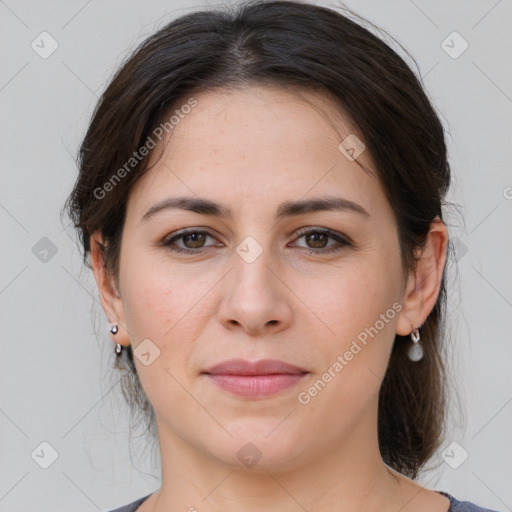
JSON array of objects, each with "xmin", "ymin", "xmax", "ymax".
[{"xmin": 64, "ymin": 0, "xmax": 453, "ymax": 479}]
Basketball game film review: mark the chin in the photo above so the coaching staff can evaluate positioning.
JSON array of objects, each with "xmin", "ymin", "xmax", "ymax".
[{"xmin": 202, "ymin": 421, "xmax": 307, "ymax": 472}]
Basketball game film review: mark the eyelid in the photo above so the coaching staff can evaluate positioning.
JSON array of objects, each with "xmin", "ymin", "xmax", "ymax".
[
  {"xmin": 163, "ymin": 228, "xmax": 219, "ymax": 250},
  {"xmin": 292, "ymin": 226, "xmax": 352, "ymax": 245}
]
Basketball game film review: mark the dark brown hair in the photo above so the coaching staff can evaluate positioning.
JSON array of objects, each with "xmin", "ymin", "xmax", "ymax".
[{"xmin": 64, "ymin": 0, "xmax": 453, "ymax": 479}]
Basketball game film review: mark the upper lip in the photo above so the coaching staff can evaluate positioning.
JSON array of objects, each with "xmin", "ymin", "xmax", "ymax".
[{"xmin": 203, "ymin": 358, "xmax": 308, "ymax": 376}]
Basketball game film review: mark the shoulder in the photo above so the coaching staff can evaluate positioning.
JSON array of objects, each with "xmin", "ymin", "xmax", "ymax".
[
  {"xmin": 105, "ymin": 494, "xmax": 152, "ymax": 512},
  {"xmin": 439, "ymin": 491, "xmax": 503, "ymax": 512}
]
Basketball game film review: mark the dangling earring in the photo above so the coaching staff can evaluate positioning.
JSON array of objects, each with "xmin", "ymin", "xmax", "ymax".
[
  {"xmin": 110, "ymin": 323, "xmax": 122, "ymax": 356},
  {"xmin": 408, "ymin": 326, "xmax": 423, "ymax": 362}
]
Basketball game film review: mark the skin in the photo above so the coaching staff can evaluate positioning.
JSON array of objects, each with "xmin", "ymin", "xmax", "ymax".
[{"xmin": 91, "ymin": 85, "xmax": 449, "ymax": 512}]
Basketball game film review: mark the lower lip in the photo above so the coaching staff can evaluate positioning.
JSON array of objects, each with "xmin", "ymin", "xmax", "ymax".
[{"xmin": 205, "ymin": 373, "xmax": 307, "ymax": 398}]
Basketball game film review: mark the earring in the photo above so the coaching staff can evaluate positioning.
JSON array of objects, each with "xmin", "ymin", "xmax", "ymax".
[
  {"xmin": 408, "ymin": 326, "xmax": 423, "ymax": 362},
  {"xmin": 109, "ymin": 324, "xmax": 122, "ymax": 355}
]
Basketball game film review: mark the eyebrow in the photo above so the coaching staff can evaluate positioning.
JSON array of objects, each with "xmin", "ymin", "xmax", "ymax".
[{"xmin": 141, "ymin": 195, "xmax": 370, "ymax": 222}]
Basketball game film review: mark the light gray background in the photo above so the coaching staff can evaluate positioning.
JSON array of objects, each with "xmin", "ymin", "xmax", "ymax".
[{"xmin": 1, "ymin": 0, "xmax": 511, "ymax": 511}]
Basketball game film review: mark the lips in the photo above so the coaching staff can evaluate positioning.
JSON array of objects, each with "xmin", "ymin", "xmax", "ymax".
[
  {"xmin": 202, "ymin": 359, "xmax": 308, "ymax": 398},
  {"xmin": 203, "ymin": 358, "xmax": 308, "ymax": 376}
]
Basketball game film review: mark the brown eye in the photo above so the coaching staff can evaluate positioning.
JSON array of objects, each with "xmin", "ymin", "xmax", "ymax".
[
  {"xmin": 181, "ymin": 232, "xmax": 207, "ymax": 248},
  {"xmin": 293, "ymin": 228, "xmax": 351, "ymax": 254},
  {"xmin": 304, "ymin": 232, "xmax": 329, "ymax": 249},
  {"xmin": 163, "ymin": 230, "xmax": 217, "ymax": 253}
]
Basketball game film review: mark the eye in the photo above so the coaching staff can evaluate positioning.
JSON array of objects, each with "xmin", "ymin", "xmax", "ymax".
[
  {"xmin": 291, "ymin": 227, "xmax": 351, "ymax": 253},
  {"xmin": 163, "ymin": 229, "xmax": 218, "ymax": 254}
]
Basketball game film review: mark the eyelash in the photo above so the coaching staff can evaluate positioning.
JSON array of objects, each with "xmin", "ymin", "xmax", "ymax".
[{"xmin": 162, "ymin": 227, "xmax": 352, "ymax": 255}]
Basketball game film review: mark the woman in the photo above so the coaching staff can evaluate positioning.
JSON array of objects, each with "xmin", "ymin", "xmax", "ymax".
[{"xmin": 65, "ymin": 1, "xmax": 500, "ymax": 511}]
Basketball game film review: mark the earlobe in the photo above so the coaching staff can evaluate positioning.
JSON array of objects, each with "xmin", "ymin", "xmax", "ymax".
[
  {"xmin": 395, "ymin": 273, "xmax": 417, "ymax": 336},
  {"xmin": 395, "ymin": 217, "xmax": 448, "ymax": 337},
  {"xmin": 90, "ymin": 231, "xmax": 130, "ymax": 346}
]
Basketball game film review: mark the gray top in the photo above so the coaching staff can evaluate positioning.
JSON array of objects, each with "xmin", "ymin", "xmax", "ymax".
[
  {"xmin": 105, "ymin": 491, "xmax": 502, "ymax": 512},
  {"xmin": 106, "ymin": 493, "xmax": 152, "ymax": 512}
]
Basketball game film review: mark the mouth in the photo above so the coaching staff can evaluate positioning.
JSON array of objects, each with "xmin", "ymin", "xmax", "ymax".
[{"xmin": 202, "ymin": 358, "xmax": 309, "ymax": 398}]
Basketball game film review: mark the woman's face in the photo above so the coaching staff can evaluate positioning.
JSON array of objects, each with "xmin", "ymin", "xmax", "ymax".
[{"xmin": 99, "ymin": 85, "xmax": 416, "ymax": 471}]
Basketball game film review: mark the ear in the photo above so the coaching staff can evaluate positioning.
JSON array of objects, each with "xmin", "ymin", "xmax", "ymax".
[
  {"xmin": 90, "ymin": 231, "xmax": 130, "ymax": 348},
  {"xmin": 395, "ymin": 217, "xmax": 448, "ymax": 336}
]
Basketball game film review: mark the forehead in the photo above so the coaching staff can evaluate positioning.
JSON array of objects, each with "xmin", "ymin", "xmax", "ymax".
[
  {"xmin": 165, "ymin": 84, "xmax": 359, "ymax": 156},
  {"xmin": 126, "ymin": 85, "xmax": 386, "ymax": 221}
]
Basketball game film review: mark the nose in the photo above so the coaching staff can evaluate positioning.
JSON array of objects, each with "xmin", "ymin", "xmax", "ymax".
[{"xmin": 216, "ymin": 247, "xmax": 293, "ymax": 336}]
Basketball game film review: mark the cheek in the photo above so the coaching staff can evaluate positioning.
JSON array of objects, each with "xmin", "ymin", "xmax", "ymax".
[
  {"xmin": 119, "ymin": 260, "xmax": 202, "ymax": 411},
  {"xmin": 123, "ymin": 272, "xmax": 174, "ymax": 339},
  {"xmin": 121, "ymin": 253, "xmax": 216, "ymax": 350},
  {"xmin": 302, "ymin": 249, "xmax": 402, "ymax": 389},
  {"xmin": 295, "ymin": 267, "xmax": 399, "ymax": 434},
  {"xmin": 313, "ymin": 262, "xmax": 398, "ymax": 339}
]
